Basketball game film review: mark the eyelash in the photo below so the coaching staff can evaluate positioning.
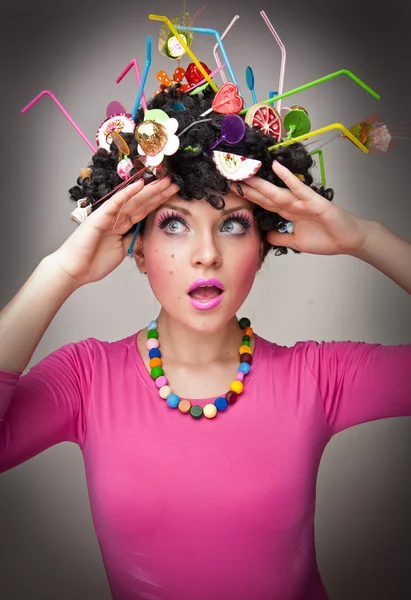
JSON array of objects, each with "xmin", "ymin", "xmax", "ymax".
[{"xmin": 157, "ymin": 211, "xmax": 253, "ymax": 236}]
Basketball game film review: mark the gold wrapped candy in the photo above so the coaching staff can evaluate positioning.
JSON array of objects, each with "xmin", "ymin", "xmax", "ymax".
[{"xmin": 135, "ymin": 120, "xmax": 168, "ymax": 156}]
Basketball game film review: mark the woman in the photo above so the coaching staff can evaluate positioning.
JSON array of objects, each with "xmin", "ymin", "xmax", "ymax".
[{"xmin": 1, "ymin": 79, "xmax": 410, "ymax": 599}]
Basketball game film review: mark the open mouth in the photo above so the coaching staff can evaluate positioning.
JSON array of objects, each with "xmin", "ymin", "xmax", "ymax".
[{"xmin": 188, "ymin": 285, "xmax": 223, "ymax": 301}]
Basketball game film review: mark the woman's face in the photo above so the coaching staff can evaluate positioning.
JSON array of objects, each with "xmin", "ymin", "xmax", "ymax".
[{"xmin": 135, "ymin": 191, "xmax": 264, "ymax": 333}]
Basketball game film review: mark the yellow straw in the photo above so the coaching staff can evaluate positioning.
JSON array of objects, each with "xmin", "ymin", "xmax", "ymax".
[
  {"xmin": 268, "ymin": 123, "xmax": 369, "ymax": 154},
  {"xmin": 149, "ymin": 14, "xmax": 219, "ymax": 92}
]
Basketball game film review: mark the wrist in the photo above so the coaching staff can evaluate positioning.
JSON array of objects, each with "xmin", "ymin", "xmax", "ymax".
[
  {"xmin": 41, "ymin": 253, "xmax": 84, "ymax": 294},
  {"xmin": 344, "ymin": 219, "xmax": 381, "ymax": 259}
]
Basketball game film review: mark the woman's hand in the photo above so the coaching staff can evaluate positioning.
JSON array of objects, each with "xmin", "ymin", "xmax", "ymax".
[
  {"xmin": 51, "ymin": 176, "xmax": 180, "ymax": 287},
  {"xmin": 231, "ymin": 160, "xmax": 371, "ymax": 256}
]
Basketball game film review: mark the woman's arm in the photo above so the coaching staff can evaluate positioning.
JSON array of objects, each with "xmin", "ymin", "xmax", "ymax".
[{"xmin": 347, "ymin": 221, "xmax": 411, "ymax": 295}]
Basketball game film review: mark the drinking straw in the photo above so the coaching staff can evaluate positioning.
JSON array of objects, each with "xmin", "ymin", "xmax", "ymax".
[
  {"xmin": 21, "ymin": 90, "xmax": 97, "ymax": 153},
  {"xmin": 213, "ymin": 15, "xmax": 240, "ymax": 84},
  {"xmin": 268, "ymin": 123, "xmax": 369, "ymax": 153},
  {"xmin": 260, "ymin": 11, "xmax": 286, "ymax": 113},
  {"xmin": 239, "ymin": 69, "xmax": 380, "ymax": 117},
  {"xmin": 309, "ymin": 148, "xmax": 326, "ymax": 186},
  {"xmin": 116, "ymin": 59, "xmax": 147, "ymax": 112},
  {"xmin": 178, "ymin": 25, "xmax": 243, "ymax": 100},
  {"xmin": 149, "ymin": 14, "xmax": 218, "ymax": 92},
  {"xmin": 132, "ymin": 36, "xmax": 152, "ymax": 121},
  {"xmin": 187, "ymin": 63, "xmax": 226, "ymax": 91}
]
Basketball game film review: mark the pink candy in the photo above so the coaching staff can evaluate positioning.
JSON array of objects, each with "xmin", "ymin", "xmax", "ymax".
[
  {"xmin": 117, "ymin": 158, "xmax": 134, "ymax": 180},
  {"xmin": 236, "ymin": 371, "xmax": 245, "ymax": 382}
]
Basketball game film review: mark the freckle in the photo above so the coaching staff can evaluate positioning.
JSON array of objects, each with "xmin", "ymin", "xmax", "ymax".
[
  {"xmin": 171, "ymin": 254, "xmax": 175, "ymax": 258},
  {"xmin": 169, "ymin": 271, "xmax": 174, "ymax": 275}
]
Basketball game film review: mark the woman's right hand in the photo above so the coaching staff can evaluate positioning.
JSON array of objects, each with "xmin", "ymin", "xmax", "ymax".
[{"xmin": 50, "ymin": 176, "xmax": 180, "ymax": 287}]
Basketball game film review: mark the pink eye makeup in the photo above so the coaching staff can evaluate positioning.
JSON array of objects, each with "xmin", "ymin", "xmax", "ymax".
[{"xmin": 156, "ymin": 209, "xmax": 254, "ymax": 236}]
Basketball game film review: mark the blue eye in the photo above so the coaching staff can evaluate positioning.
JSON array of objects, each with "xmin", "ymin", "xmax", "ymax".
[
  {"xmin": 221, "ymin": 215, "xmax": 253, "ymax": 235},
  {"xmin": 157, "ymin": 213, "xmax": 188, "ymax": 235}
]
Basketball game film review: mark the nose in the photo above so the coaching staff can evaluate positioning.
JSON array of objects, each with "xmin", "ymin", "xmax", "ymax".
[{"xmin": 190, "ymin": 229, "xmax": 222, "ymax": 269}]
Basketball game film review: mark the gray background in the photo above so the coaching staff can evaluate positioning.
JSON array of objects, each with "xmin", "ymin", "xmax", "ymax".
[{"xmin": 1, "ymin": 0, "xmax": 411, "ymax": 598}]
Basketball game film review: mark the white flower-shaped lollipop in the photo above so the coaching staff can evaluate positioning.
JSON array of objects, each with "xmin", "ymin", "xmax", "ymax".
[{"xmin": 136, "ymin": 109, "xmax": 179, "ymax": 167}]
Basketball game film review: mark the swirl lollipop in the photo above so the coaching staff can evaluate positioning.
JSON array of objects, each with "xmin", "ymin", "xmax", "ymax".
[{"xmin": 209, "ymin": 114, "xmax": 246, "ymax": 151}]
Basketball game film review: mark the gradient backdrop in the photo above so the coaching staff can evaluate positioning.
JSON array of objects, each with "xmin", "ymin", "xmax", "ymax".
[{"xmin": 1, "ymin": 0, "xmax": 411, "ymax": 598}]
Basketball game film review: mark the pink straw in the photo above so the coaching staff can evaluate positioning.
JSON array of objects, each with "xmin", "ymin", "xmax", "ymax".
[
  {"xmin": 187, "ymin": 63, "xmax": 226, "ymax": 91},
  {"xmin": 21, "ymin": 90, "xmax": 97, "ymax": 153},
  {"xmin": 116, "ymin": 59, "xmax": 147, "ymax": 112},
  {"xmin": 260, "ymin": 11, "xmax": 287, "ymax": 113},
  {"xmin": 213, "ymin": 15, "xmax": 239, "ymax": 84}
]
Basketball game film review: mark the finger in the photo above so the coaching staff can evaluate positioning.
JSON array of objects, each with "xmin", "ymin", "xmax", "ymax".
[
  {"xmin": 271, "ymin": 160, "xmax": 315, "ymax": 201},
  {"xmin": 127, "ymin": 177, "xmax": 180, "ymax": 222},
  {"xmin": 103, "ymin": 178, "xmax": 146, "ymax": 216},
  {"xmin": 229, "ymin": 181, "xmax": 275, "ymax": 211}
]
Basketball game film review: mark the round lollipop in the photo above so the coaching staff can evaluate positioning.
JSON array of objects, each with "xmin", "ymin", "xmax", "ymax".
[
  {"xmin": 111, "ymin": 130, "xmax": 130, "ymax": 156},
  {"xmin": 106, "ymin": 101, "xmax": 127, "ymax": 118},
  {"xmin": 209, "ymin": 114, "xmax": 246, "ymax": 151},
  {"xmin": 283, "ymin": 106, "xmax": 311, "ymax": 139}
]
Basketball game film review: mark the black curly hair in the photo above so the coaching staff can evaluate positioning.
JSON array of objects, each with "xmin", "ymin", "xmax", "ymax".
[{"xmin": 69, "ymin": 85, "xmax": 334, "ymax": 261}]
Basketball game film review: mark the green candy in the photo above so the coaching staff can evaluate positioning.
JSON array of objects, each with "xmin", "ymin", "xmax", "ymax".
[
  {"xmin": 238, "ymin": 317, "xmax": 251, "ymax": 330},
  {"xmin": 147, "ymin": 330, "xmax": 159, "ymax": 339},
  {"xmin": 242, "ymin": 335, "xmax": 250, "ymax": 342},
  {"xmin": 151, "ymin": 366, "xmax": 164, "ymax": 379},
  {"xmin": 242, "ymin": 340, "xmax": 251, "ymax": 347},
  {"xmin": 190, "ymin": 405, "xmax": 203, "ymax": 419}
]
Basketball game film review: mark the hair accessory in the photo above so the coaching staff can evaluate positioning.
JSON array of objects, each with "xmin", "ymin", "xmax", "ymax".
[
  {"xmin": 283, "ymin": 106, "xmax": 311, "ymax": 140},
  {"xmin": 136, "ymin": 109, "xmax": 179, "ymax": 166},
  {"xmin": 116, "ymin": 60, "xmax": 147, "ymax": 112},
  {"xmin": 106, "ymin": 101, "xmax": 127, "ymax": 118},
  {"xmin": 131, "ymin": 36, "xmax": 152, "ymax": 121},
  {"xmin": 245, "ymin": 102, "xmax": 282, "ymax": 139},
  {"xmin": 111, "ymin": 130, "xmax": 130, "ymax": 156},
  {"xmin": 213, "ymin": 15, "xmax": 240, "ymax": 84},
  {"xmin": 117, "ymin": 158, "xmax": 134, "ymax": 180},
  {"xmin": 158, "ymin": 9, "xmax": 194, "ymax": 60},
  {"xmin": 185, "ymin": 61, "xmax": 211, "ymax": 87},
  {"xmin": 96, "ymin": 114, "xmax": 135, "ymax": 152},
  {"xmin": 146, "ymin": 317, "xmax": 254, "ymax": 420},
  {"xmin": 200, "ymin": 82, "xmax": 244, "ymax": 117},
  {"xmin": 260, "ymin": 11, "xmax": 287, "ymax": 113},
  {"xmin": 213, "ymin": 151, "xmax": 262, "ymax": 181},
  {"xmin": 70, "ymin": 199, "xmax": 92, "ymax": 225},
  {"xmin": 246, "ymin": 66, "xmax": 257, "ymax": 104},
  {"xmin": 209, "ymin": 114, "xmax": 246, "ymax": 151},
  {"xmin": 155, "ymin": 67, "xmax": 190, "ymax": 95}
]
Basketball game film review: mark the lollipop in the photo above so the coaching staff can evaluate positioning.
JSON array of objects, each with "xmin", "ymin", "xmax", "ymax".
[
  {"xmin": 209, "ymin": 114, "xmax": 246, "ymax": 151},
  {"xmin": 200, "ymin": 83, "xmax": 244, "ymax": 117}
]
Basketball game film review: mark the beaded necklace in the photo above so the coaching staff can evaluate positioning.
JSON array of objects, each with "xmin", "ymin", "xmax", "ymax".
[{"xmin": 145, "ymin": 317, "xmax": 253, "ymax": 420}]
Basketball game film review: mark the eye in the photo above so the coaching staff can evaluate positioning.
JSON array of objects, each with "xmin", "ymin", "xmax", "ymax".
[
  {"xmin": 157, "ymin": 212, "xmax": 188, "ymax": 235},
  {"xmin": 221, "ymin": 214, "xmax": 253, "ymax": 235}
]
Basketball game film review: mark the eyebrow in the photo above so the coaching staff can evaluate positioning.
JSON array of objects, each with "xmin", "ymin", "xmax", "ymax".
[{"xmin": 155, "ymin": 203, "xmax": 253, "ymax": 217}]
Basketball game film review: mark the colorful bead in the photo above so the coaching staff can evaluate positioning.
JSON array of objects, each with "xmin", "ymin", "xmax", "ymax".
[
  {"xmin": 149, "ymin": 357, "xmax": 162, "ymax": 368},
  {"xmin": 243, "ymin": 327, "xmax": 253, "ymax": 337},
  {"xmin": 151, "ymin": 366, "xmax": 164, "ymax": 379},
  {"xmin": 241, "ymin": 340, "xmax": 251, "ymax": 347},
  {"xmin": 238, "ymin": 362, "xmax": 251, "ymax": 374},
  {"xmin": 225, "ymin": 391, "xmax": 238, "ymax": 404},
  {"xmin": 159, "ymin": 385, "xmax": 172, "ymax": 399},
  {"xmin": 148, "ymin": 320, "xmax": 158, "ymax": 330},
  {"xmin": 238, "ymin": 317, "xmax": 251, "ymax": 329},
  {"xmin": 146, "ymin": 338, "xmax": 159, "ymax": 350},
  {"xmin": 240, "ymin": 353, "xmax": 252, "ymax": 364},
  {"xmin": 214, "ymin": 397, "xmax": 228, "ymax": 411},
  {"xmin": 155, "ymin": 376, "xmax": 168, "ymax": 388},
  {"xmin": 190, "ymin": 405, "xmax": 203, "ymax": 419},
  {"xmin": 178, "ymin": 399, "xmax": 191, "ymax": 413},
  {"xmin": 203, "ymin": 404, "xmax": 218, "ymax": 419},
  {"xmin": 147, "ymin": 330, "xmax": 159, "ymax": 339},
  {"xmin": 230, "ymin": 380, "xmax": 244, "ymax": 394},
  {"xmin": 236, "ymin": 371, "xmax": 245, "ymax": 382},
  {"xmin": 239, "ymin": 345, "xmax": 252, "ymax": 355},
  {"xmin": 242, "ymin": 335, "xmax": 250, "ymax": 342},
  {"xmin": 149, "ymin": 348, "xmax": 161, "ymax": 359},
  {"xmin": 167, "ymin": 393, "xmax": 180, "ymax": 408}
]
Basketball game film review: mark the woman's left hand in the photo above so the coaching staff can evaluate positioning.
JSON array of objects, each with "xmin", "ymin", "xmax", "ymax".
[{"xmin": 231, "ymin": 160, "xmax": 371, "ymax": 256}]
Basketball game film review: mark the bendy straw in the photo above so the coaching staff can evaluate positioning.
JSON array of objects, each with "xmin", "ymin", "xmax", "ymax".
[
  {"xmin": 268, "ymin": 122, "xmax": 369, "ymax": 153},
  {"xmin": 116, "ymin": 59, "xmax": 147, "ymax": 112},
  {"xmin": 239, "ymin": 69, "xmax": 380, "ymax": 117},
  {"xmin": 177, "ymin": 25, "xmax": 243, "ymax": 100},
  {"xmin": 310, "ymin": 148, "xmax": 326, "ymax": 186},
  {"xmin": 21, "ymin": 90, "xmax": 97, "ymax": 153},
  {"xmin": 149, "ymin": 14, "xmax": 218, "ymax": 92},
  {"xmin": 131, "ymin": 37, "xmax": 152, "ymax": 121},
  {"xmin": 213, "ymin": 15, "xmax": 240, "ymax": 84},
  {"xmin": 260, "ymin": 11, "xmax": 286, "ymax": 113}
]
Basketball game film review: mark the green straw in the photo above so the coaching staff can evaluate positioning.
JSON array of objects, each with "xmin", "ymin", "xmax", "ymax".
[
  {"xmin": 239, "ymin": 69, "xmax": 380, "ymax": 116},
  {"xmin": 310, "ymin": 148, "xmax": 326, "ymax": 187}
]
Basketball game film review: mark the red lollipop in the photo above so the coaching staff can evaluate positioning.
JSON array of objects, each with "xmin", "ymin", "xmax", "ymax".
[
  {"xmin": 185, "ymin": 61, "xmax": 211, "ymax": 86},
  {"xmin": 200, "ymin": 83, "xmax": 244, "ymax": 117}
]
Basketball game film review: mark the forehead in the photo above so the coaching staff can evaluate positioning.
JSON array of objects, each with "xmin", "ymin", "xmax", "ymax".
[{"xmin": 156, "ymin": 191, "xmax": 255, "ymax": 216}]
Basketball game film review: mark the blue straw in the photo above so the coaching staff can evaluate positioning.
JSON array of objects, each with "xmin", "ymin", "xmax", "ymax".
[
  {"xmin": 131, "ymin": 36, "xmax": 152, "ymax": 121},
  {"xmin": 176, "ymin": 25, "xmax": 245, "ymax": 106}
]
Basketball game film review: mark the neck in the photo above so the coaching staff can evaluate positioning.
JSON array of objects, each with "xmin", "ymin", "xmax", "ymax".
[{"xmin": 155, "ymin": 310, "xmax": 245, "ymax": 366}]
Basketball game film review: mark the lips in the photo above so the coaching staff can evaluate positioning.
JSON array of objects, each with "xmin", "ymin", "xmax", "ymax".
[{"xmin": 187, "ymin": 278, "xmax": 225, "ymax": 311}]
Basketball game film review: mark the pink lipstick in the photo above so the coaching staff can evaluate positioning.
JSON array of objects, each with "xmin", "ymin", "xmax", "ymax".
[{"xmin": 187, "ymin": 278, "xmax": 225, "ymax": 311}]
